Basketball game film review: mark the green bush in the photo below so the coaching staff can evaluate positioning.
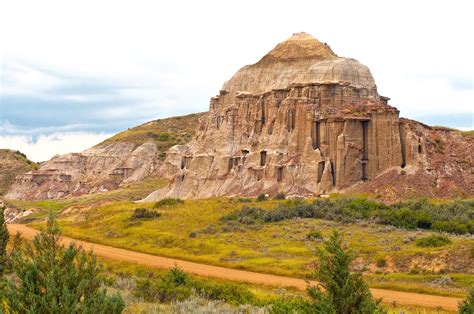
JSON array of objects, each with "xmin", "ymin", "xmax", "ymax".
[
  {"xmin": 130, "ymin": 208, "xmax": 161, "ymax": 220},
  {"xmin": 273, "ymin": 192, "xmax": 286, "ymax": 200},
  {"xmin": 415, "ymin": 235, "xmax": 452, "ymax": 247},
  {"xmin": 459, "ymin": 287, "xmax": 474, "ymax": 313},
  {"xmin": 376, "ymin": 257, "xmax": 387, "ymax": 268},
  {"xmin": 133, "ymin": 266, "xmax": 191, "ymax": 302},
  {"xmin": 256, "ymin": 194, "xmax": 268, "ymax": 202},
  {"xmin": 306, "ymin": 230, "xmax": 323, "ymax": 240},
  {"xmin": 132, "ymin": 266, "xmax": 256, "ymax": 305},
  {"xmin": 154, "ymin": 198, "xmax": 184, "ymax": 208},
  {"xmin": 221, "ymin": 197, "xmax": 473, "ymax": 235},
  {"xmin": 432, "ymin": 221, "xmax": 469, "ymax": 234},
  {"xmin": 193, "ymin": 281, "xmax": 255, "ymax": 305},
  {"xmin": 2, "ymin": 214, "xmax": 124, "ymax": 313}
]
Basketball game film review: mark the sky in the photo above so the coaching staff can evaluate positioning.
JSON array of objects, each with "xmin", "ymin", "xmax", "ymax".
[{"xmin": 0, "ymin": 0, "xmax": 473, "ymax": 162}]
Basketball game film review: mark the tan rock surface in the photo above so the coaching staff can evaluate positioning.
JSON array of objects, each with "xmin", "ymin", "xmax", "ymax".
[
  {"xmin": 146, "ymin": 33, "xmax": 472, "ymax": 201},
  {"xmin": 5, "ymin": 113, "xmax": 204, "ymax": 200}
]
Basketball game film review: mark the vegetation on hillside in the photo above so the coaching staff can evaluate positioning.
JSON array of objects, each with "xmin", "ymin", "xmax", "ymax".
[
  {"xmin": 25, "ymin": 196, "xmax": 473, "ymax": 299},
  {"xmin": 223, "ymin": 198, "xmax": 474, "ymax": 235},
  {"xmin": 0, "ymin": 149, "xmax": 38, "ymax": 195},
  {"xmin": 99, "ymin": 113, "xmax": 205, "ymax": 159}
]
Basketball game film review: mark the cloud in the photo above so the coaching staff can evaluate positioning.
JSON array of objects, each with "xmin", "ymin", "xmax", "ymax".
[
  {"xmin": 1, "ymin": 0, "xmax": 472, "ymax": 160},
  {"xmin": 0, "ymin": 132, "xmax": 113, "ymax": 162}
]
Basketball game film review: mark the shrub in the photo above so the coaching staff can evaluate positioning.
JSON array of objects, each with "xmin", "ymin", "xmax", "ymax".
[
  {"xmin": 154, "ymin": 198, "xmax": 184, "ymax": 208},
  {"xmin": 220, "ymin": 197, "xmax": 473, "ymax": 235},
  {"xmin": 376, "ymin": 257, "xmax": 387, "ymax": 268},
  {"xmin": 193, "ymin": 281, "xmax": 255, "ymax": 305},
  {"xmin": 415, "ymin": 235, "xmax": 452, "ymax": 247},
  {"xmin": 432, "ymin": 221, "xmax": 469, "ymax": 234},
  {"xmin": 134, "ymin": 266, "xmax": 191, "ymax": 303},
  {"xmin": 306, "ymin": 230, "xmax": 323, "ymax": 240},
  {"xmin": 2, "ymin": 214, "xmax": 124, "ymax": 313},
  {"xmin": 273, "ymin": 192, "xmax": 286, "ymax": 200},
  {"xmin": 307, "ymin": 230, "xmax": 385, "ymax": 313},
  {"xmin": 459, "ymin": 287, "xmax": 474, "ymax": 313},
  {"xmin": 256, "ymin": 194, "xmax": 268, "ymax": 202},
  {"xmin": 130, "ymin": 208, "xmax": 161, "ymax": 220},
  {"xmin": 133, "ymin": 267, "xmax": 255, "ymax": 305}
]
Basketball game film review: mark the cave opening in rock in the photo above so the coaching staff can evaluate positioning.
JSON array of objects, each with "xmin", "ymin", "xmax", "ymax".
[
  {"xmin": 399, "ymin": 122, "xmax": 407, "ymax": 168},
  {"xmin": 260, "ymin": 151, "xmax": 267, "ymax": 166},
  {"xmin": 361, "ymin": 121, "xmax": 369, "ymax": 180},
  {"xmin": 276, "ymin": 166, "xmax": 283, "ymax": 182},
  {"xmin": 311, "ymin": 121, "xmax": 321, "ymax": 149},
  {"xmin": 330, "ymin": 160, "xmax": 336, "ymax": 186},
  {"xmin": 317, "ymin": 161, "xmax": 325, "ymax": 183}
]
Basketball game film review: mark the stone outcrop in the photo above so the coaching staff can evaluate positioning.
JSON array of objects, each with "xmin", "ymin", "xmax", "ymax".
[
  {"xmin": 5, "ymin": 113, "xmax": 205, "ymax": 200},
  {"xmin": 349, "ymin": 120, "xmax": 473, "ymax": 201},
  {"xmin": 144, "ymin": 33, "xmax": 425, "ymax": 200},
  {"xmin": 5, "ymin": 142, "xmax": 158, "ymax": 200}
]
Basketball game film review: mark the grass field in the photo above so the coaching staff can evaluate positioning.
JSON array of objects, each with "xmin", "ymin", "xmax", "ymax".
[
  {"xmin": 22, "ymin": 196, "xmax": 473, "ymax": 299},
  {"xmin": 98, "ymin": 256, "xmax": 458, "ymax": 313}
]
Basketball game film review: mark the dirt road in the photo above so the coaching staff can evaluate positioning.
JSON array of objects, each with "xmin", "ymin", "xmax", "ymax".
[{"xmin": 7, "ymin": 224, "xmax": 462, "ymax": 310}]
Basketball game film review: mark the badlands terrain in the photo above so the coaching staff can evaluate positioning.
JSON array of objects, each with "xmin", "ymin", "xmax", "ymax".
[{"xmin": 2, "ymin": 33, "xmax": 473, "ymax": 313}]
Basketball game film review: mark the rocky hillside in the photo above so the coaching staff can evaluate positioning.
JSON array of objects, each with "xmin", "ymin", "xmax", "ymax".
[
  {"xmin": 0, "ymin": 150, "xmax": 38, "ymax": 195},
  {"xmin": 349, "ymin": 120, "xmax": 474, "ymax": 201},
  {"xmin": 5, "ymin": 113, "xmax": 205, "ymax": 200}
]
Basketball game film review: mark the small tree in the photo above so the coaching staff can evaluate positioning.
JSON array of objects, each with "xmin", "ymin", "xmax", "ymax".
[
  {"xmin": 0, "ymin": 213, "xmax": 125, "ymax": 313},
  {"xmin": 459, "ymin": 287, "xmax": 474, "ymax": 313},
  {"xmin": 307, "ymin": 230, "xmax": 385, "ymax": 314}
]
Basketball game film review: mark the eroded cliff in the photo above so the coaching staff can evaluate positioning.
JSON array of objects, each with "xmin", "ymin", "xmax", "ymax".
[
  {"xmin": 144, "ymin": 33, "xmax": 473, "ymax": 201},
  {"xmin": 6, "ymin": 113, "xmax": 205, "ymax": 200}
]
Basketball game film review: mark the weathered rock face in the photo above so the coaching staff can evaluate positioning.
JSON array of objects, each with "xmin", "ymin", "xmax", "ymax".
[
  {"xmin": 145, "ymin": 33, "xmax": 416, "ymax": 200},
  {"xmin": 0, "ymin": 149, "xmax": 37, "ymax": 196},
  {"xmin": 5, "ymin": 113, "xmax": 205, "ymax": 200},
  {"xmin": 5, "ymin": 142, "xmax": 159, "ymax": 200},
  {"xmin": 349, "ymin": 119, "xmax": 474, "ymax": 201}
]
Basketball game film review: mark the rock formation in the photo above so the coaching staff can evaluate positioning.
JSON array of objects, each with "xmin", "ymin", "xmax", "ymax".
[
  {"xmin": 5, "ymin": 113, "xmax": 204, "ymax": 200},
  {"xmin": 5, "ymin": 33, "xmax": 473, "ymax": 201},
  {"xmin": 144, "ymin": 32, "xmax": 473, "ymax": 200}
]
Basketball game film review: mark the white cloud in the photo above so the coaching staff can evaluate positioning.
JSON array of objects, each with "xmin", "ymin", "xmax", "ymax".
[
  {"xmin": 0, "ymin": 0, "xmax": 473, "ymax": 161},
  {"xmin": 0, "ymin": 132, "xmax": 113, "ymax": 162}
]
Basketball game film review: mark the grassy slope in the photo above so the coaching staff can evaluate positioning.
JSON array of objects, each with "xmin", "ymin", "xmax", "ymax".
[
  {"xmin": 0, "ymin": 149, "xmax": 38, "ymax": 195},
  {"xmin": 24, "ymin": 197, "xmax": 474, "ymax": 299},
  {"xmin": 99, "ymin": 112, "xmax": 205, "ymax": 159}
]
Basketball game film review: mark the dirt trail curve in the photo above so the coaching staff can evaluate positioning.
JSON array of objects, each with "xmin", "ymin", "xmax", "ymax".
[{"xmin": 8, "ymin": 224, "xmax": 462, "ymax": 311}]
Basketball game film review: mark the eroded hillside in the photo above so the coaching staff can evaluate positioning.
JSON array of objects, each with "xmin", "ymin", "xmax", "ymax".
[
  {"xmin": 5, "ymin": 113, "xmax": 205, "ymax": 200},
  {"xmin": 0, "ymin": 149, "xmax": 38, "ymax": 195}
]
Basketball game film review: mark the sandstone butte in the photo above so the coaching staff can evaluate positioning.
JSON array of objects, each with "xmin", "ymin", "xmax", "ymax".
[{"xmin": 5, "ymin": 33, "xmax": 473, "ymax": 201}]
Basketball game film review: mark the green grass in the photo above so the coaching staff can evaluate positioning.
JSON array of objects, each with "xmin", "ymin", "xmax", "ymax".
[
  {"xmin": 99, "ymin": 113, "xmax": 204, "ymax": 160},
  {"xmin": 25, "ymin": 196, "xmax": 474, "ymax": 299}
]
